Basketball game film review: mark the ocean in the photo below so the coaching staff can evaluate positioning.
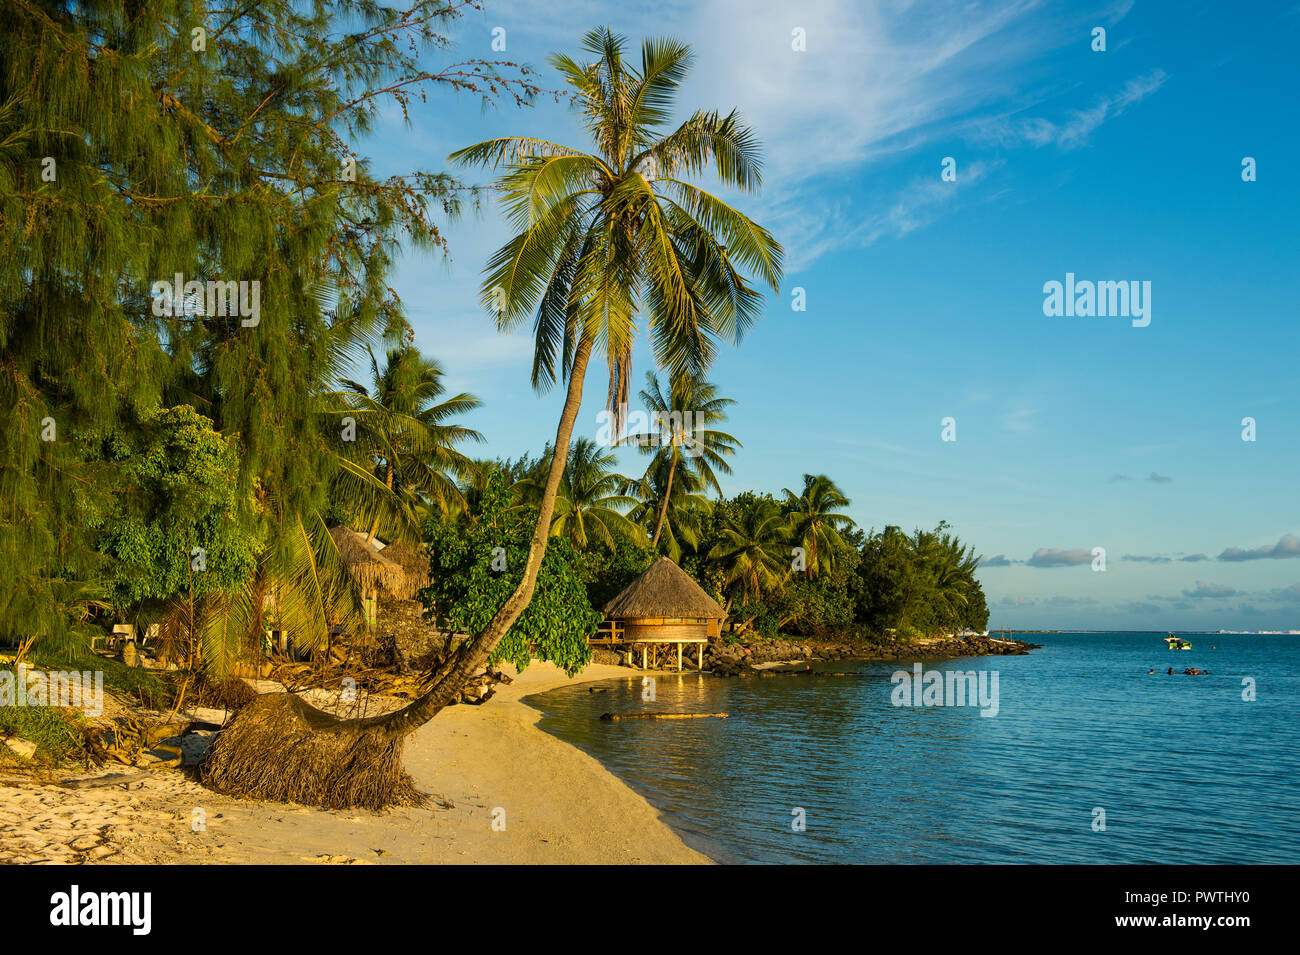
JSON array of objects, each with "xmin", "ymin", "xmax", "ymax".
[{"xmin": 528, "ymin": 632, "xmax": 1300, "ymax": 864}]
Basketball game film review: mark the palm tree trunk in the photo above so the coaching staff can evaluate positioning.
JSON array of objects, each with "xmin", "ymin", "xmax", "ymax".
[
  {"xmin": 367, "ymin": 334, "xmax": 595, "ymax": 739},
  {"xmin": 365, "ymin": 464, "xmax": 394, "ymax": 544},
  {"xmin": 649, "ymin": 458, "xmax": 675, "ymax": 550}
]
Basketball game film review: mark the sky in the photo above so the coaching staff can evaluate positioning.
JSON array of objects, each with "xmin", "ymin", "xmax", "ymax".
[{"xmin": 361, "ymin": 0, "xmax": 1300, "ymax": 631}]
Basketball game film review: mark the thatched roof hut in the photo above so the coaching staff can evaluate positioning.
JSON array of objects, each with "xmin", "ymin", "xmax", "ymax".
[
  {"xmin": 602, "ymin": 557, "xmax": 725, "ymax": 645},
  {"xmin": 375, "ymin": 539, "xmax": 430, "ymax": 598},
  {"xmin": 328, "ymin": 525, "xmax": 412, "ymax": 599}
]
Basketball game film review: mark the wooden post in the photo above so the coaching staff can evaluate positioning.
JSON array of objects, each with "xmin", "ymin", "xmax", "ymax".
[
  {"xmin": 698, "ymin": 645, "xmax": 704, "ymax": 670},
  {"xmin": 642, "ymin": 646, "xmax": 647, "ymax": 670},
  {"xmin": 677, "ymin": 643, "xmax": 683, "ymax": 671}
]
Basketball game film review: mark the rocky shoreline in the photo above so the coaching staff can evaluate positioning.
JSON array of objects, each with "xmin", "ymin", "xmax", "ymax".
[{"xmin": 638, "ymin": 634, "xmax": 1041, "ymax": 677}]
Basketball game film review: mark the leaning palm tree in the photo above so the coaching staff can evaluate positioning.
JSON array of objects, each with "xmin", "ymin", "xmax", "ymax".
[
  {"xmin": 626, "ymin": 370, "xmax": 739, "ymax": 550},
  {"xmin": 338, "ymin": 345, "xmax": 483, "ymax": 542},
  {"xmin": 200, "ymin": 28, "xmax": 782, "ymax": 809},
  {"xmin": 782, "ymin": 473, "xmax": 854, "ymax": 578},
  {"xmin": 517, "ymin": 437, "xmax": 643, "ymax": 549}
]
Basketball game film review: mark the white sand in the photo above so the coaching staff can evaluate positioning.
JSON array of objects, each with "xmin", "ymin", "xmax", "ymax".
[{"xmin": 0, "ymin": 662, "xmax": 711, "ymax": 865}]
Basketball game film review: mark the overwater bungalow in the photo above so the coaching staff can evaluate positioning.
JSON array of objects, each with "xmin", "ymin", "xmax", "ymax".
[{"xmin": 594, "ymin": 557, "xmax": 726, "ymax": 670}]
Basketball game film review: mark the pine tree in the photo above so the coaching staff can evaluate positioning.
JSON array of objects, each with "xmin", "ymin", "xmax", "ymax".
[{"xmin": 1, "ymin": 1, "xmax": 537, "ymax": 662}]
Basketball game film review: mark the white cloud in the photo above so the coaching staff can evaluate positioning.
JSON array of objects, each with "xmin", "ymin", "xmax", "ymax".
[{"xmin": 971, "ymin": 70, "xmax": 1167, "ymax": 150}]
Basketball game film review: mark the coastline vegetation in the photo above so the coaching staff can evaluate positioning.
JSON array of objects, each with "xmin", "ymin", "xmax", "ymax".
[{"xmin": 0, "ymin": 3, "xmax": 985, "ymax": 799}]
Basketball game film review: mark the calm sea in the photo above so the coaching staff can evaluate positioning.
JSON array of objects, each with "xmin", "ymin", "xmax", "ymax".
[{"xmin": 528, "ymin": 632, "xmax": 1300, "ymax": 864}]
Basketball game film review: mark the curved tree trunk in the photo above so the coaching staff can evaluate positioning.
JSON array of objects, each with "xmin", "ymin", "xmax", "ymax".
[
  {"xmin": 364, "ymin": 334, "xmax": 596, "ymax": 740},
  {"xmin": 648, "ymin": 457, "xmax": 675, "ymax": 550}
]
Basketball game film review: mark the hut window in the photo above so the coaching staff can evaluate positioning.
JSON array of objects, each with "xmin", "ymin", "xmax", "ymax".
[{"xmin": 665, "ymin": 617, "xmax": 683, "ymax": 624}]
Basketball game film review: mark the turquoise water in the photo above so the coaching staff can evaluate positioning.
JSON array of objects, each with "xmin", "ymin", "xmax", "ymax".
[{"xmin": 528, "ymin": 633, "xmax": 1300, "ymax": 864}]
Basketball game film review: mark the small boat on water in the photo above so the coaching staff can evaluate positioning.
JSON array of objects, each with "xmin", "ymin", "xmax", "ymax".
[{"xmin": 1165, "ymin": 633, "xmax": 1192, "ymax": 650}]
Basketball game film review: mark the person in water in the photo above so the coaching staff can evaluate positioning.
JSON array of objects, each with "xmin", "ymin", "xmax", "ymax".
[
  {"xmin": 1148, "ymin": 668, "xmax": 1155, "ymax": 674},
  {"xmin": 1168, "ymin": 667, "xmax": 1175, "ymax": 674}
]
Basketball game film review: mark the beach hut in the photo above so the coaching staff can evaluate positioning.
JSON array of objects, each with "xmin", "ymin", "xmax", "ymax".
[
  {"xmin": 373, "ymin": 539, "xmax": 430, "ymax": 597},
  {"xmin": 328, "ymin": 526, "xmax": 414, "ymax": 628},
  {"xmin": 597, "ymin": 557, "xmax": 726, "ymax": 670}
]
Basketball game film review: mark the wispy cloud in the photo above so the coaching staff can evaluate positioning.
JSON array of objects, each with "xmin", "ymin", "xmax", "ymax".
[
  {"xmin": 1000, "ymin": 407, "xmax": 1039, "ymax": 435},
  {"xmin": 1027, "ymin": 547, "xmax": 1095, "ymax": 568},
  {"xmin": 1183, "ymin": 581, "xmax": 1239, "ymax": 599},
  {"xmin": 682, "ymin": 0, "xmax": 1158, "ymax": 270},
  {"xmin": 969, "ymin": 70, "xmax": 1168, "ymax": 150},
  {"xmin": 1217, "ymin": 533, "xmax": 1300, "ymax": 562}
]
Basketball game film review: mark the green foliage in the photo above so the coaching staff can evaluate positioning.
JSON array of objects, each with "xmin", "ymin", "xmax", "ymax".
[
  {"xmin": 851, "ymin": 523, "xmax": 988, "ymax": 638},
  {"xmin": 516, "ymin": 438, "xmax": 643, "ymax": 550},
  {"xmin": 92, "ymin": 405, "xmax": 257, "ymax": 610},
  {"xmin": 1, "ymin": 1, "xmax": 535, "ymax": 661},
  {"xmin": 0, "ymin": 667, "xmax": 88, "ymax": 763},
  {"xmin": 423, "ymin": 474, "xmax": 598, "ymax": 675},
  {"xmin": 450, "ymin": 27, "xmax": 783, "ymax": 416},
  {"xmin": 705, "ymin": 492, "xmax": 792, "ymax": 605},
  {"xmin": 579, "ymin": 535, "xmax": 654, "ymax": 613},
  {"xmin": 24, "ymin": 644, "xmax": 172, "ymax": 710},
  {"xmin": 337, "ymin": 344, "xmax": 483, "ymax": 536},
  {"xmin": 782, "ymin": 473, "xmax": 855, "ymax": 577},
  {"xmin": 769, "ymin": 571, "xmax": 856, "ymax": 638}
]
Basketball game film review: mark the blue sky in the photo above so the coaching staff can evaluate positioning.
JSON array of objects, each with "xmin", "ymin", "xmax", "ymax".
[{"xmin": 364, "ymin": 0, "xmax": 1299, "ymax": 630}]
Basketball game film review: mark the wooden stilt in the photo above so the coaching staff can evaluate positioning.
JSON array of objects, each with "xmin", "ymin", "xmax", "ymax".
[
  {"xmin": 698, "ymin": 645, "xmax": 704, "ymax": 670},
  {"xmin": 677, "ymin": 644, "xmax": 683, "ymax": 671},
  {"xmin": 642, "ymin": 646, "xmax": 648, "ymax": 670}
]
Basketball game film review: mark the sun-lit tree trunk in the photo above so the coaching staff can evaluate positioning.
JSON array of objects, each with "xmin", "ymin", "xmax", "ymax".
[
  {"xmin": 366, "ymin": 334, "xmax": 595, "ymax": 739},
  {"xmin": 649, "ymin": 453, "xmax": 676, "ymax": 550}
]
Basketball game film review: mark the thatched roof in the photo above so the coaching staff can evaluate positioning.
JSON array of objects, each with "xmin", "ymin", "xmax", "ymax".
[
  {"xmin": 603, "ymin": 557, "xmax": 726, "ymax": 620},
  {"xmin": 376, "ymin": 539, "xmax": 430, "ymax": 595},
  {"xmin": 328, "ymin": 525, "xmax": 415, "ymax": 599}
]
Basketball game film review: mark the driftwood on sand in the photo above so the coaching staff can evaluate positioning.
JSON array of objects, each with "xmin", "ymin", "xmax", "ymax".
[
  {"xmin": 600, "ymin": 712, "xmax": 728, "ymax": 721},
  {"xmin": 56, "ymin": 772, "xmax": 151, "ymax": 790}
]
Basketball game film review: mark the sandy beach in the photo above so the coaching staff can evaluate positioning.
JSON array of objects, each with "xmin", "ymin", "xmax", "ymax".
[{"xmin": 0, "ymin": 663, "xmax": 711, "ymax": 865}]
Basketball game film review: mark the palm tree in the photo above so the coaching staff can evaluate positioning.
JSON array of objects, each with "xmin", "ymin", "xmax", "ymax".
[
  {"xmin": 338, "ymin": 345, "xmax": 483, "ymax": 543},
  {"xmin": 626, "ymin": 370, "xmax": 739, "ymax": 550},
  {"xmin": 626, "ymin": 452, "xmax": 713, "ymax": 562},
  {"xmin": 709, "ymin": 497, "xmax": 791, "ymax": 608},
  {"xmin": 782, "ymin": 473, "xmax": 854, "ymax": 578},
  {"xmin": 517, "ymin": 437, "xmax": 643, "ymax": 549},
  {"xmin": 372, "ymin": 28, "xmax": 782, "ymax": 734}
]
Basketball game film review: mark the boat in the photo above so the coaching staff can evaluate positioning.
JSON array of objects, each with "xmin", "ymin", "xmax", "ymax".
[{"xmin": 1164, "ymin": 633, "xmax": 1192, "ymax": 650}]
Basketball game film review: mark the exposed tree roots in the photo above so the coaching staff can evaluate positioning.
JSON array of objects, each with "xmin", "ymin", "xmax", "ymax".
[{"xmin": 198, "ymin": 693, "xmax": 425, "ymax": 811}]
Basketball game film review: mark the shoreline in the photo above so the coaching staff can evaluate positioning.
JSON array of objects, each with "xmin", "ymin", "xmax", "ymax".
[
  {"xmin": 527, "ymin": 638, "xmax": 1044, "ymax": 863},
  {"xmin": 0, "ymin": 661, "xmax": 712, "ymax": 865},
  {"xmin": 0, "ymin": 638, "xmax": 1038, "ymax": 865}
]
